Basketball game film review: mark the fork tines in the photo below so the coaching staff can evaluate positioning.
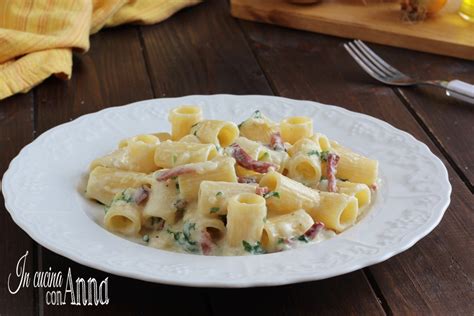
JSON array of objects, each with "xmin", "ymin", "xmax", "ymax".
[{"xmin": 344, "ymin": 40, "xmax": 405, "ymax": 84}]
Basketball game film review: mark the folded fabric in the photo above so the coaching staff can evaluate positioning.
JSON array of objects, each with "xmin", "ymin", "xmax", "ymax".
[{"xmin": 0, "ymin": 0, "xmax": 200, "ymax": 100}]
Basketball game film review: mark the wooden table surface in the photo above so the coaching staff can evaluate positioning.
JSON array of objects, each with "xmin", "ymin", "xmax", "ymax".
[{"xmin": 1, "ymin": 1, "xmax": 473, "ymax": 315}]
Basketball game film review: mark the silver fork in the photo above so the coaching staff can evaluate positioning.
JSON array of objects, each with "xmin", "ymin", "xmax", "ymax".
[{"xmin": 344, "ymin": 40, "xmax": 474, "ymax": 104}]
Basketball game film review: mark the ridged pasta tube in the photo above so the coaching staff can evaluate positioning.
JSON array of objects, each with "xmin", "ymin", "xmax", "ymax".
[
  {"xmin": 178, "ymin": 157, "xmax": 238, "ymax": 201},
  {"xmin": 104, "ymin": 190, "xmax": 142, "ymax": 236},
  {"xmin": 154, "ymin": 141, "xmax": 218, "ymax": 168},
  {"xmin": 262, "ymin": 209, "xmax": 314, "ymax": 251},
  {"xmin": 226, "ymin": 193, "xmax": 267, "ymax": 247},
  {"xmin": 90, "ymin": 134, "xmax": 160, "ymax": 173},
  {"xmin": 280, "ymin": 116, "xmax": 313, "ymax": 144},
  {"xmin": 197, "ymin": 181, "xmax": 257, "ymax": 216},
  {"xmin": 259, "ymin": 172, "xmax": 319, "ymax": 215},
  {"xmin": 86, "ymin": 166, "xmax": 151, "ymax": 206},
  {"xmin": 168, "ymin": 105, "xmax": 203, "ymax": 141},
  {"xmin": 309, "ymin": 192, "xmax": 358, "ymax": 232},
  {"xmin": 191, "ymin": 120, "xmax": 239, "ymax": 147}
]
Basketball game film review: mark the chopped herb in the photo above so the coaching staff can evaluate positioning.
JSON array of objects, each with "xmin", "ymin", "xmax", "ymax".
[
  {"xmin": 252, "ymin": 110, "xmax": 262, "ymax": 119},
  {"xmin": 191, "ymin": 122, "xmax": 200, "ymax": 128},
  {"xmin": 216, "ymin": 191, "xmax": 223, "ymax": 197},
  {"xmin": 171, "ymin": 176, "xmax": 178, "ymax": 180},
  {"xmin": 142, "ymin": 235, "xmax": 150, "ymax": 242},
  {"xmin": 193, "ymin": 130, "xmax": 198, "ymax": 136},
  {"xmin": 166, "ymin": 222, "xmax": 198, "ymax": 253},
  {"xmin": 277, "ymin": 238, "xmax": 285, "ymax": 244},
  {"xmin": 307, "ymin": 150, "xmax": 320, "ymax": 157},
  {"xmin": 113, "ymin": 190, "xmax": 134, "ymax": 203},
  {"xmin": 210, "ymin": 207, "xmax": 220, "ymax": 214},
  {"xmin": 320, "ymin": 150, "xmax": 330, "ymax": 162},
  {"xmin": 183, "ymin": 222, "xmax": 196, "ymax": 244},
  {"xmin": 167, "ymin": 228, "xmax": 182, "ymax": 241},
  {"xmin": 215, "ymin": 144, "xmax": 221, "ymax": 151},
  {"xmin": 175, "ymin": 182, "xmax": 180, "ymax": 192},
  {"xmin": 320, "ymin": 176, "xmax": 327, "ymax": 181},
  {"xmin": 242, "ymin": 240, "xmax": 265, "ymax": 254},
  {"xmin": 104, "ymin": 205, "xmax": 110, "ymax": 214},
  {"xmin": 263, "ymin": 191, "xmax": 280, "ymax": 199},
  {"xmin": 263, "ymin": 216, "xmax": 267, "ymax": 223},
  {"xmin": 339, "ymin": 178, "xmax": 349, "ymax": 182},
  {"xmin": 260, "ymin": 152, "xmax": 270, "ymax": 160},
  {"xmin": 237, "ymin": 121, "xmax": 245, "ymax": 129},
  {"xmin": 297, "ymin": 234, "xmax": 310, "ymax": 243},
  {"xmin": 172, "ymin": 154, "xmax": 177, "ymax": 164}
]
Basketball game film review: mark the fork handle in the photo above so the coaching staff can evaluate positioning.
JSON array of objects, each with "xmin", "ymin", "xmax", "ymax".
[{"xmin": 446, "ymin": 80, "xmax": 474, "ymax": 104}]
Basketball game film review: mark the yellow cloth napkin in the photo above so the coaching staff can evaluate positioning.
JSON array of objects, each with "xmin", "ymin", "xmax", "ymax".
[{"xmin": 0, "ymin": 0, "xmax": 200, "ymax": 100}]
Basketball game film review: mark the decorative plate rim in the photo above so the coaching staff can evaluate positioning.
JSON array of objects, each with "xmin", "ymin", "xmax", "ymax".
[{"xmin": 2, "ymin": 95, "xmax": 451, "ymax": 287}]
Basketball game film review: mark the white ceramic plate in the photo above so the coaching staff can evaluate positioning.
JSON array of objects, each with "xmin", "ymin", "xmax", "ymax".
[{"xmin": 2, "ymin": 95, "xmax": 451, "ymax": 287}]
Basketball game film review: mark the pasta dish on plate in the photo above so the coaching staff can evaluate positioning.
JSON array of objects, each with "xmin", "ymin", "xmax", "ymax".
[{"xmin": 84, "ymin": 105, "xmax": 379, "ymax": 256}]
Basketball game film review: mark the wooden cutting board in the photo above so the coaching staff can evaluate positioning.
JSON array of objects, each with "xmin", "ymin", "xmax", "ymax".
[{"xmin": 230, "ymin": 0, "xmax": 474, "ymax": 60}]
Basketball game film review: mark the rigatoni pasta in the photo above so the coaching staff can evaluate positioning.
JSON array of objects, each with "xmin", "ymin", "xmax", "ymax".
[
  {"xmin": 168, "ymin": 105, "xmax": 203, "ymax": 141},
  {"xmin": 154, "ymin": 141, "xmax": 218, "ymax": 168},
  {"xmin": 91, "ymin": 134, "xmax": 160, "ymax": 173},
  {"xmin": 86, "ymin": 166, "xmax": 151, "ymax": 206},
  {"xmin": 226, "ymin": 193, "xmax": 267, "ymax": 248},
  {"xmin": 259, "ymin": 171, "xmax": 319, "ymax": 215},
  {"xmin": 197, "ymin": 181, "xmax": 257, "ymax": 217},
  {"xmin": 261, "ymin": 209, "xmax": 314, "ymax": 252},
  {"xmin": 191, "ymin": 120, "xmax": 239, "ymax": 147},
  {"xmin": 85, "ymin": 105, "xmax": 379, "ymax": 256},
  {"xmin": 280, "ymin": 116, "xmax": 313, "ymax": 144}
]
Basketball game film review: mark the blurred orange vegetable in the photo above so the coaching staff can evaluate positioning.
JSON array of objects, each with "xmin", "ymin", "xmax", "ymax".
[{"xmin": 400, "ymin": 0, "xmax": 448, "ymax": 20}]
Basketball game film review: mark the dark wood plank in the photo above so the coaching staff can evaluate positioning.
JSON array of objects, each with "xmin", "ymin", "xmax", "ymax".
[
  {"xmin": 380, "ymin": 47, "xmax": 474, "ymax": 191},
  {"xmin": 0, "ymin": 93, "xmax": 36, "ymax": 316},
  {"xmin": 35, "ymin": 27, "xmax": 154, "ymax": 132},
  {"xmin": 209, "ymin": 272, "xmax": 384, "ymax": 315},
  {"xmin": 140, "ymin": 0, "xmax": 273, "ymax": 96},
  {"xmin": 33, "ymin": 26, "xmax": 209, "ymax": 315},
  {"xmin": 239, "ymin": 20, "xmax": 474, "ymax": 315},
  {"xmin": 140, "ymin": 1, "xmax": 385, "ymax": 314}
]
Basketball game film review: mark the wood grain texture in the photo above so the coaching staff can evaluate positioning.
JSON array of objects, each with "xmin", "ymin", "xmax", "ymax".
[
  {"xmin": 231, "ymin": 0, "xmax": 474, "ymax": 60},
  {"xmin": 35, "ymin": 27, "xmax": 154, "ymax": 134},
  {"xmin": 239, "ymin": 20, "xmax": 474, "ymax": 314},
  {"xmin": 208, "ymin": 272, "xmax": 385, "ymax": 315},
  {"xmin": 0, "ymin": 93, "xmax": 36, "ymax": 316},
  {"xmin": 140, "ymin": 0, "xmax": 273, "ymax": 96}
]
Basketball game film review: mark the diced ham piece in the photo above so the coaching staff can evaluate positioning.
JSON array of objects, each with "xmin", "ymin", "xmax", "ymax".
[
  {"xmin": 270, "ymin": 132, "xmax": 285, "ymax": 151},
  {"xmin": 255, "ymin": 186, "xmax": 269, "ymax": 196},
  {"xmin": 303, "ymin": 222, "xmax": 325, "ymax": 240},
  {"xmin": 156, "ymin": 166, "xmax": 196, "ymax": 182},
  {"xmin": 230, "ymin": 143, "xmax": 276, "ymax": 174},
  {"xmin": 370, "ymin": 183, "xmax": 378, "ymax": 191},
  {"xmin": 238, "ymin": 176, "xmax": 257, "ymax": 184},
  {"xmin": 326, "ymin": 153, "xmax": 340, "ymax": 192},
  {"xmin": 200, "ymin": 230, "xmax": 214, "ymax": 256},
  {"xmin": 133, "ymin": 186, "xmax": 150, "ymax": 204}
]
